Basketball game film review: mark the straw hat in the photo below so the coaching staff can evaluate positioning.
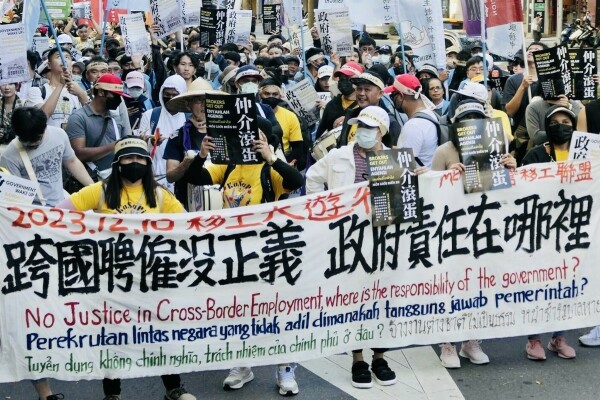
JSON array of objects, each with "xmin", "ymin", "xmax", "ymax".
[{"xmin": 166, "ymin": 78, "xmax": 223, "ymax": 113}]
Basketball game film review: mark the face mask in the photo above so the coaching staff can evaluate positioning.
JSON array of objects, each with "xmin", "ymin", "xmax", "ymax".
[
  {"xmin": 372, "ymin": 56, "xmax": 382, "ymax": 65},
  {"xmin": 240, "ymin": 82, "xmax": 259, "ymax": 94},
  {"xmin": 318, "ymin": 61, "xmax": 329, "ymax": 69},
  {"xmin": 393, "ymin": 66, "xmax": 405, "ymax": 75},
  {"xmin": 379, "ymin": 55, "xmax": 391, "ymax": 65},
  {"xmin": 120, "ymin": 162, "xmax": 148, "ymax": 183},
  {"xmin": 204, "ymin": 61, "xmax": 220, "ymax": 75},
  {"xmin": 546, "ymin": 123, "xmax": 573, "ymax": 145},
  {"xmin": 262, "ymin": 96, "xmax": 280, "ymax": 109},
  {"xmin": 127, "ymin": 87, "xmax": 143, "ymax": 99},
  {"xmin": 106, "ymin": 95, "xmax": 121, "ymax": 110},
  {"xmin": 107, "ymin": 48, "xmax": 119, "ymax": 59},
  {"xmin": 338, "ymin": 79, "xmax": 355, "ymax": 96},
  {"xmin": 71, "ymin": 74, "xmax": 82, "ymax": 83},
  {"xmin": 356, "ymin": 127, "xmax": 379, "ymax": 149}
]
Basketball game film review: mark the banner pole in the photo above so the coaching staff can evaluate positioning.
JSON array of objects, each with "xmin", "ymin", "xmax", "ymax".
[
  {"xmin": 396, "ymin": 23, "xmax": 407, "ymax": 74},
  {"xmin": 99, "ymin": 0, "xmax": 112, "ymax": 57},
  {"xmin": 480, "ymin": 0, "xmax": 487, "ymax": 88},
  {"xmin": 40, "ymin": 0, "xmax": 68, "ymax": 68}
]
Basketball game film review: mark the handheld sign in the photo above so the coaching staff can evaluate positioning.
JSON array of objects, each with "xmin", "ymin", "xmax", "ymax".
[{"xmin": 205, "ymin": 93, "xmax": 260, "ymax": 165}]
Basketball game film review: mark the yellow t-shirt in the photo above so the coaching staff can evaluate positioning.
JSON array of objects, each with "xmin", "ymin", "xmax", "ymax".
[
  {"xmin": 342, "ymin": 97, "xmax": 358, "ymax": 142},
  {"xmin": 275, "ymin": 106, "xmax": 303, "ymax": 153},
  {"xmin": 207, "ymin": 163, "xmax": 288, "ymax": 208},
  {"xmin": 491, "ymin": 109, "xmax": 513, "ymax": 143},
  {"xmin": 70, "ymin": 181, "xmax": 184, "ymax": 214},
  {"xmin": 555, "ymin": 148, "xmax": 569, "ymax": 162}
]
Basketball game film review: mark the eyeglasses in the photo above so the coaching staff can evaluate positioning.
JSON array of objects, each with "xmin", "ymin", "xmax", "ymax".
[
  {"xmin": 429, "ymin": 86, "xmax": 443, "ymax": 91},
  {"xmin": 468, "ymin": 67, "xmax": 484, "ymax": 73}
]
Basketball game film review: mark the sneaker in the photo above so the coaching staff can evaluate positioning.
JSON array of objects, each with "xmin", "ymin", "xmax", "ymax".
[
  {"xmin": 439, "ymin": 343, "xmax": 461, "ymax": 368},
  {"xmin": 46, "ymin": 395, "xmax": 65, "ymax": 400},
  {"xmin": 223, "ymin": 367, "xmax": 254, "ymax": 390},
  {"xmin": 459, "ymin": 340, "xmax": 489, "ymax": 364},
  {"xmin": 102, "ymin": 396, "xmax": 121, "ymax": 400},
  {"xmin": 351, "ymin": 361, "xmax": 372, "ymax": 389},
  {"xmin": 276, "ymin": 365, "xmax": 299, "ymax": 396},
  {"xmin": 526, "ymin": 339, "xmax": 546, "ymax": 360},
  {"xmin": 579, "ymin": 326, "xmax": 600, "ymax": 346},
  {"xmin": 548, "ymin": 336, "xmax": 576, "ymax": 359},
  {"xmin": 164, "ymin": 387, "xmax": 196, "ymax": 400},
  {"xmin": 371, "ymin": 358, "xmax": 396, "ymax": 386}
]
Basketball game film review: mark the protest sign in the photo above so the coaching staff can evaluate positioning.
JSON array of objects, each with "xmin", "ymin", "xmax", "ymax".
[
  {"xmin": 485, "ymin": 0, "xmax": 523, "ymax": 59},
  {"xmin": 395, "ymin": 0, "xmax": 446, "ymax": 69},
  {"xmin": 200, "ymin": 8, "xmax": 226, "ymax": 47},
  {"xmin": 489, "ymin": 76, "xmax": 508, "ymax": 99},
  {"xmin": 319, "ymin": 0, "xmax": 395, "ymax": 26},
  {"xmin": 182, "ymin": 0, "xmax": 201, "ymax": 26},
  {"xmin": 0, "ymin": 159, "xmax": 600, "ymax": 381},
  {"xmin": 315, "ymin": 7, "xmax": 353, "ymax": 57},
  {"xmin": 72, "ymin": 1, "xmax": 92, "ymax": 19},
  {"xmin": 452, "ymin": 117, "xmax": 511, "ymax": 193},
  {"xmin": 44, "ymin": 0, "xmax": 72, "ymax": 19},
  {"xmin": 262, "ymin": 4, "xmax": 281, "ymax": 34},
  {"xmin": 288, "ymin": 25, "xmax": 313, "ymax": 55},
  {"xmin": 0, "ymin": 23, "xmax": 28, "ymax": 85},
  {"xmin": 225, "ymin": 9, "xmax": 252, "ymax": 46},
  {"xmin": 150, "ymin": 0, "xmax": 184, "ymax": 38},
  {"xmin": 284, "ymin": 79, "xmax": 320, "ymax": 126},
  {"xmin": 460, "ymin": 0, "xmax": 482, "ymax": 37},
  {"xmin": 0, "ymin": 172, "xmax": 38, "ymax": 204},
  {"xmin": 119, "ymin": 13, "xmax": 150, "ymax": 57},
  {"xmin": 533, "ymin": 45, "xmax": 570, "ymax": 100},
  {"xmin": 205, "ymin": 93, "xmax": 260, "ymax": 165},
  {"xmin": 281, "ymin": 0, "xmax": 302, "ymax": 27},
  {"xmin": 367, "ymin": 148, "xmax": 419, "ymax": 226},
  {"xmin": 568, "ymin": 48, "xmax": 597, "ymax": 100},
  {"xmin": 31, "ymin": 36, "xmax": 51, "ymax": 58},
  {"xmin": 212, "ymin": 0, "xmax": 240, "ymax": 8},
  {"xmin": 569, "ymin": 131, "xmax": 600, "ymax": 160}
]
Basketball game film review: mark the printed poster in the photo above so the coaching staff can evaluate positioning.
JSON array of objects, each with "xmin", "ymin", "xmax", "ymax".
[
  {"xmin": 0, "ymin": 23, "xmax": 28, "ymax": 85},
  {"xmin": 284, "ymin": 79, "xmax": 320, "ymax": 126},
  {"xmin": 533, "ymin": 45, "xmax": 570, "ymax": 100},
  {"xmin": 452, "ymin": 117, "xmax": 511, "ymax": 193},
  {"xmin": 569, "ymin": 131, "xmax": 600, "ymax": 160},
  {"xmin": 262, "ymin": 4, "xmax": 281, "ymax": 34},
  {"xmin": 150, "ymin": 0, "xmax": 184, "ymax": 38},
  {"xmin": 225, "ymin": 9, "xmax": 252, "ymax": 46},
  {"xmin": 182, "ymin": 0, "xmax": 202, "ymax": 26},
  {"xmin": 200, "ymin": 8, "xmax": 226, "ymax": 47},
  {"xmin": 31, "ymin": 36, "xmax": 50, "ymax": 58},
  {"xmin": 0, "ymin": 171, "xmax": 38, "ymax": 204},
  {"xmin": 72, "ymin": 1, "xmax": 92, "ymax": 19},
  {"xmin": 315, "ymin": 7, "xmax": 353, "ymax": 57},
  {"xmin": 568, "ymin": 48, "xmax": 597, "ymax": 100},
  {"xmin": 119, "ymin": 13, "xmax": 151, "ymax": 57},
  {"xmin": 205, "ymin": 93, "xmax": 260, "ymax": 164}
]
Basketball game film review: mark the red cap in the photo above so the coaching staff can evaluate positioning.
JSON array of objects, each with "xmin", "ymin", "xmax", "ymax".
[
  {"xmin": 94, "ymin": 74, "xmax": 130, "ymax": 97},
  {"xmin": 384, "ymin": 73, "xmax": 421, "ymax": 94},
  {"xmin": 333, "ymin": 61, "xmax": 364, "ymax": 78}
]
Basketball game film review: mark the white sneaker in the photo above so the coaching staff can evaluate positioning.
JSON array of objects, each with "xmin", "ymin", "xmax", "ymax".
[
  {"xmin": 276, "ymin": 365, "xmax": 299, "ymax": 396},
  {"xmin": 439, "ymin": 343, "xmax": 461, "ymax": 368},
  {"xmin": 459, "ymin": 340, "xmax": 490, "ymax": 364},
  {"xmin": 579, "ymin": 326, "xmax": 600, "ymax": 346},
  {"xmin": 223, "ymin": 367, "xmax": 254, "ymax": 390}
]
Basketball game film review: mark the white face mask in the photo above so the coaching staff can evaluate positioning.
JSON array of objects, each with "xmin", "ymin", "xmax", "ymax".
[
  {"xmin": 240, "ymin": 82, "xmax": 259, "ymax": 94},
  {"xmin": 379, "ymin": 54, "xmax": 391, "ymax": 65},
  {"xmin": 127, "ymin": 87, "xmax": 143, "ymax": 99},
  {"xmin": 371, "ymin": 56, "xmax": 382, "ymax": 65},
  {"xmin": 355, "ymin": 127, "xmax": 379, "ymax": 149}
]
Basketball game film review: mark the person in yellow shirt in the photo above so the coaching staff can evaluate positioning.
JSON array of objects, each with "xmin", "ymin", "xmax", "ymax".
[
  {"xmin": 258, "ymin": 78, "xmax": 304, "ymax": 167},
  {"xmin": 522, "ymin": 105, "xmax": 576, "ymax": 166},
  {"xmin": 56, "ymin": 136, "xmax": 196, "ymax": 400}
]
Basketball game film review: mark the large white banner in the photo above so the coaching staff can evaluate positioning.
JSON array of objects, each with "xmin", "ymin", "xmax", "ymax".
[
  {"xmin": 1, "ymin": 160, "xmax": 600, "ymax": 381},
  {"xmin": 395, "ymin": 0, "xmax": 446, "ymax": 69}
]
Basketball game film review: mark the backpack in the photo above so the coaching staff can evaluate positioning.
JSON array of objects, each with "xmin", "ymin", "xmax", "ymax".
[
  {"xmin": 222, "ymin": 163, "xmax": 276, "ymax": 204},
  {"xmin": 279, "ymin": 103, "xmax": 312, "ymax": 170},
  {"xmin": 413, "ymin": 111, "xmax": 449, "ymax": 146}
]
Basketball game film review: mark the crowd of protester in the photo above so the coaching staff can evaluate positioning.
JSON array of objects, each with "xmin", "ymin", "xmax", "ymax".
[{"xmin": 3, "ymin": 13, "xmax": 600, "ymax": 400}]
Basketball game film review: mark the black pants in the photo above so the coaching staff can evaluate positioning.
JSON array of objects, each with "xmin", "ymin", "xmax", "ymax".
[
  {"xmin": 103, "ymin": 374, "xmax": 181, "ymax": 395},
  {"xmin": 352, "ymin": 348, "xmax": 388, "ymax": 354}
]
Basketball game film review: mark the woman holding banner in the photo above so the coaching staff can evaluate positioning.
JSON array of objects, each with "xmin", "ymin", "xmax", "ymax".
[{"xmin": 56, "ymin": 136, "xmax": 196, "ymax": 400}]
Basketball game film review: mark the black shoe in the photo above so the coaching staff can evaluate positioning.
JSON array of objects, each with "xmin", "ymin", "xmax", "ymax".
[
  {"xmin": 351, "ymin": 361, "xmax": 373, "ymax": 388},
  {"xmin": 46, "ymin": 395, "xmax": 65, "ymax": 400},
  {"xmin": 371, "ymin": 358, "xmax": 397, "ymax": 386}
]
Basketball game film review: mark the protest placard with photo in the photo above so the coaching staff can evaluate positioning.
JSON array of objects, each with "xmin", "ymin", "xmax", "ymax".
[
  {"xmin": 72, "ymin": 1, "xmax": 92, "ymax": 19},
  {"xmin": 315, "ymin": 7, "xmax": 353, "ymax": 57},
  {"xmin": 452, "ymin": 117, "xmax": 511, "ymax": 193},
  {"xmin": 284, "ymin": 79, "xmax": 320, "ymax": 126},
  {"xmin": 262, "ymin": 4, "xmax": 281, "ymax": 34},
  {"xmin": 119, "ymin": 13, "xmax": 150, "ymax": 57},
  {"xmin": 150, "ymin": 0, "xmax": 184, "ymax": 38},
  {"xmin": 533, "ymin": 45, "xmax": 570, "ymax": 100},
  {"xmin": 205, "ymin": 93, "xmax": 260, "ymax": 165},
  {"xmin": 200, "ymin": 8, "xmax": 227, "ymax": 47},
  {"xmin": 182, "ymin": 0, "xmax": 202, "ymax": 26},
  {"xmin": 569, "ymin": 131, "xmax": 600, "ymax": 160},
  {"xmin": 225, "ymin": 9, "xmax": 252, "ymax": 45},
  {"xmin": 568, "ymin": 48, "xmax": 597, "ymax": 100},
  {"xmin": 0, "ymin": 23, "xmax": 28, "ymax": 84},
  {"xmin": 367, "ymin": 148, "xmax": 419, "ymax": 226}
]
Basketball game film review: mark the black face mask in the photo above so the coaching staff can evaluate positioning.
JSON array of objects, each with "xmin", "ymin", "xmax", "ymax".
[
  {"xmin": 120, "ymin": 162, "xmax": 148, "ymax": 183},
  {"xmin": 546, "ymin": 123, "xmax": 573, "ymax": 145},
  {"xmin": 106, "ymin": 95, "xmax": 121, "ymax": 110},
  {"xmin": 107, "ymin": 47, "xmax": 119, "ymax": 59},
  {"xmin": 393, "ymin": 66, "xmax": 405, "ymax": 75},
  {"xmin": 262, "ymin": 97, "xmax": 281, "ymax": 109},
  {"xmin": 196, "ymin": 65, "xmax": 206, "ymax": 78},
  {"xmin": 338, "ymin": 79, "xmax": 355, "ymax": 96},
  {"xmin": 121, "ymin": 68, "xmax": 134, "ymax": 81}
]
